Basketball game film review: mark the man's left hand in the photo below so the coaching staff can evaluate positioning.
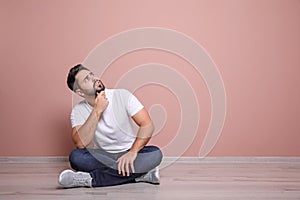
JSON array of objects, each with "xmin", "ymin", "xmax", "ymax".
[{"xmin": 117, "ymin": 151, "xmax": 138, "ymax": 176}]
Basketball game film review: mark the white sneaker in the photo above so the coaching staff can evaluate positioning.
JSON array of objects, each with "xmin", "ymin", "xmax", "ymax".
[
  {"xmin": 135, "ymin": 167, "xmax": 160, "ymax": 185},
  {"xmin": 58, "ymin": 169, "xmax": 92, "ymax": 188}
]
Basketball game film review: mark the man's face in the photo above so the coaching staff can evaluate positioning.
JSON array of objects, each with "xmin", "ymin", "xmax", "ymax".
[{"xmin": 75, "ymin": 70, "xmax": 105, "ymax": 97}]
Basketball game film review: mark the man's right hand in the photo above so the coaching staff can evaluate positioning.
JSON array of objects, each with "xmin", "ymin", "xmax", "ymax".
[{"xmin": 94, "ymin": 91, "xmax": 109, "ymax": 118}]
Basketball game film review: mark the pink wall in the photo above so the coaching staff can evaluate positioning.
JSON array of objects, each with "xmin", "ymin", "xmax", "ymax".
[{"xmin": 1, "ymin": 0, "xmax": 299, "ymax": 156}]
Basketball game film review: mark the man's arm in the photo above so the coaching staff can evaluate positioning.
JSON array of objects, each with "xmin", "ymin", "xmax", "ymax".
[
  {"xmin": 72, "ymin": 91, "xmax": 108, "ymax": 148},
  {"xmin": 117, "ymin": 108, "xmax": 154, "ymax": 176},
  {"xmin": 130, "ymin": 108, "xmax": 154, "ymax": 153}
]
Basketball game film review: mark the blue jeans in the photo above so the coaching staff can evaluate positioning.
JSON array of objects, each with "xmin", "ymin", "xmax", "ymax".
[{"xmin": 69, "ymin": 146, "xmax": 163, "ymax": 187}]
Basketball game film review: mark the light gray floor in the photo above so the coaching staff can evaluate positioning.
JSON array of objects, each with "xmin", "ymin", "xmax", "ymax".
[{"xmin": 0, "ymin": 157, "xmax": 300, "ymax": 200}]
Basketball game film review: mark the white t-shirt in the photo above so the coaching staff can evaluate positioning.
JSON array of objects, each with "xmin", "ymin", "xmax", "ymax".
[{"xmin": 70, "ymin": 89, "xmax": 144, "ymax": 153}]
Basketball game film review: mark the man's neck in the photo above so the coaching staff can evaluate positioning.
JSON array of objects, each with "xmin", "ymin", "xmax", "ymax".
[{"xmin": 85, "ymin": 96, "xmax": 95, "ymax": 107}]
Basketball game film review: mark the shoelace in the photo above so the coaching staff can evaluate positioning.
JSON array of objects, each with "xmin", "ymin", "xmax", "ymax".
[{"xmin": 73, "ymin": 173, "xmax": 89, "ymax": 184}]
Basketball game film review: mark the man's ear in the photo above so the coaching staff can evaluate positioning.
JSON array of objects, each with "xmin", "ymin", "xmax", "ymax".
[{"xmin": 75, "ymin": 89, "xmax": 84, "ymax": 97}]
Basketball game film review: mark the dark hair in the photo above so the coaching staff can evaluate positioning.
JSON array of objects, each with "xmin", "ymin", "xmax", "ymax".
[{"xmin": 67, "ymin": 64, "xmax": 89, "ymax": 91}]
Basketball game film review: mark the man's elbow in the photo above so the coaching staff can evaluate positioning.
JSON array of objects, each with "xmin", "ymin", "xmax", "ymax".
[
  {"xmin": 71, "ymin": 130, "xmax": 85, "ymax": 149},
  {"xmin": 73, "ymin": 140, "xmax": 85, "ymax": 149},
  {"xmin": 148, "ymin": 121, "xmax": 155, "ymax": 135},
  {"xmin": 138, "ymin": 121, "xmax": 154, "ymax": 139}
]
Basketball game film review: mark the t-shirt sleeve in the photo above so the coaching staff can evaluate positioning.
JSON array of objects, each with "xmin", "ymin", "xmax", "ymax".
[
  {"xmin": 70, "ymin": 105, "xmax": 86, "ymax": 128},
  {"xmin": 126, "ymin": 90, "xmax": 144, "ymax": 117}
]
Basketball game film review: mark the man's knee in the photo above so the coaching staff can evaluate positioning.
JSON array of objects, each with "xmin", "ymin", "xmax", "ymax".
[
  {"xmin": 69, "ymin": 148, "xmax": 87, "ymax": 170},
  {"xmin": 153, "ymin": 147, "xmax": 163, "ymax": 166},
  {"xmin": 144, "ymin": 146, "xmax": 163, "ymax": 167}
]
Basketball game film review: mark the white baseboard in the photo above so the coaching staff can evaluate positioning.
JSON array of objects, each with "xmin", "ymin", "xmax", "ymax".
[
  {"xmin": 0, "ymin": 156, "xmax": 69, "ymax": 164},
  {"xmin": 1, "ymin": 156, "xmax": 300, "ymax": 164},
  {"xmin": 162, "ymin": 156, "xmax": 300, "ymax": 163}
]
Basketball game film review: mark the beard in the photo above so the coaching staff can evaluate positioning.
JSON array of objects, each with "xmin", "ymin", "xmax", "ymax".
[
  {"xmin": 93, "ymin": 79, "xmax": 105, "ymax": 97},
  {"xmin": 80, "ymin": 80, "xmax": 105, "ymax": 98}
]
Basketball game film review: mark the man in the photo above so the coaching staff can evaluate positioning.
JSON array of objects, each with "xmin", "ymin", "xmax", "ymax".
[{"xmin": 58, "ymin": 64, "xmax": 163, "ymax": 188}]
